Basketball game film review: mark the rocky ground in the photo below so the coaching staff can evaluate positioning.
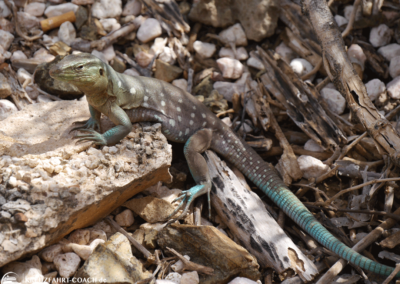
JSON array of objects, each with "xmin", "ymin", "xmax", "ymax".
[{"xmin": 1, "ymin": 0, "xmax": 400, "ymax": 283}]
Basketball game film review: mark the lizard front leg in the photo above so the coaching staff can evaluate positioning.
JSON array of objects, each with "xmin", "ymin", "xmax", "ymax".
[
  {"xmin": 70, "ymin": 104, "xmax": 102, "ymax": 133},
  {"xmin": 75, "ymin": 103, "xmax": 132, "ymax": 146},
  {"xmin": 166, "ymin": 129, "xmax": 213, "ymax": 223}
]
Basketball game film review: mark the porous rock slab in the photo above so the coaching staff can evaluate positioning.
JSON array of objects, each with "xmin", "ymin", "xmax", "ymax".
[
  {"xmin": 0, "ymin": 100, "xmax": 172, "ymax": 267},
  {"xmin": 157, "ymin": 224, "xmax": 261, "ymax": 284}
]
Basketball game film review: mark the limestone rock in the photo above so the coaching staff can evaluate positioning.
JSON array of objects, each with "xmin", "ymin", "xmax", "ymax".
[
  {"xmin": 189, "ymin": 0, "xmax": 279, "ymax": 41},
  {"xmin": 92, "ymin": 0, "xmax": 122, "ymax": 19},
  {"xmin": 219, "ymin": 24, "xmax": 247, "ymax": 47},
  {"xmin": 378, "ymin": 44, "xmax": 400, "ymax": 61},
  {"xmin": 389, "ymin": 56, "xmax": 400, "ymax": 78},
  {"xmin": 0, "ymin": 100, "xmax": 172, "ymax": 267},
  {"xmin": 122, "ymin": 0, "xmax": 142, "ymax": 16},
  {"xmin": 75, "ymin": 232, "xmax": 152, "ymax": 283},
  {"xmin": 0, "ymin": 30, "xmax": 14, "ymax": 51},
  {"xmin": 25, "ymin": 2, "xmax": 46, "ymax": 17},
  {"xmin": 158, "ymin": 224, "xmax": 260, "ymax": 284},
  {"xmin": 387, "ymin": 76, "xmax": 400, "ymax": 99},
  {"xmin": 365, "ymin": 78, "xmax": 386, "ymax": 101},
  {"xmin": 155, "ymin": 59, "xmax": 183, "ymax": 82},
  {"xmin": 320, "ymin": 88, "xmax": 346, "ymax": 115},
  {"xmin": 44, "ymin": 3, "xmax": 79, "ymax": 18},
  {"xmin": 68, "ymin": 229, "xmax": 90, "ymax": 245},
  {"xmin": 297, "ymin": 155, "xmax": 329, "ymax": 179},
  {"xmin": 370, "ymin": 24, "xmax": 392, "ymax": 48},
  {"xmin": 62, "ymin": 239, "xmax": 105, "ymax": 260},
  {"xmin": 58, "ymin": 21, "xmax": 76, "ymax": 46},
  {"xmin": 172, "ymin": 79, "xmax": 188, "ymax": 91},
  {"xmin": 181, "ymin": 271, "xmax": 199, "ymax": 284},
  {"xmin": 0, "ymin": 99, "xmax": 18, "ymax": 120},
  {"xmin": 124, "ymin": 196, "xmax": 175, "ymax": 223},
  {"xmin": 54, "ymin": 253, "xmax": 81, "ymax": 278},
  {"xmin": 193, "ymin": 41, "xmax": 216, "ymax": 58},
  {"xmin": 217, "ymin": 58, "xmax": 244, "ymax": 79},
  {"xmin": 2, "ymin": 255, "xmax": 43, "ymax": 284},
  {"xmin": 137, "ymin": 18, "xmax": 162, "ymax": 43},
  {"xmin": 115, "ymin": 209, "xmax": 135, "ymax": 227}
]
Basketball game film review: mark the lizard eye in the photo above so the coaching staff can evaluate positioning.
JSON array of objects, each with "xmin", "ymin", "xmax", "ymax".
[
  {"xmin": 99, "ymin": 68, "xmax": 104, "ymax": 76},
  {"xmin": 76, "ymin": 65, "xmax": 83, "ymax": 70}
]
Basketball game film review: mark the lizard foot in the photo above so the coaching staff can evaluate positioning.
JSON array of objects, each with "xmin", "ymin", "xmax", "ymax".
[
  {"xmin": 165, "ymin": 183, "xmax": 211, "ymax": 225},
  {"xmin": 74, "ymin": 129, "xmax": 107, "ymax": 146},
  {"xmin": 70, "ymin": 118, "xmax": 101, "ymax": 134}
]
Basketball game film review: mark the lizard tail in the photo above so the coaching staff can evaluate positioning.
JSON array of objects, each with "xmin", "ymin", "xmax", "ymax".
[{"xmin": 214, "ymin": 133, "xmax": 397, "ymax": 277}]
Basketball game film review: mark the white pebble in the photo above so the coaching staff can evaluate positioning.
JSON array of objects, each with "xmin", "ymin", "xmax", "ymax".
[
  {"xmin": 92, "ymin": 0, "xmax": 122, "ymax": 19},
  {"xmin": 45, "ymin": 3, "xmax": 79, "ymax": 18},
  {"xmin": 193, "ymin": 41, "xmax": 216, "ymax": 58},
  {"xmin": 58, "ymin": 21, "xmax": 76, "ymax": 46},
  {"xmin": 0, "ymin": 99, "xmax": 18, "ymax": 121},
  {"xmin": 53, "ymin": 253, "xmax": 81, "ymax": 278},
  {"xmin": 228, "ymin": 277, "xmax": 259, "ymax": 284},
  {"xmin": 0, "ymin": 30, "xmax": 14, "ymax": 51},
  {"xmin": 122, "ymin": 0, "xmax": 142, "ymax": 16},
  {"xmin": 275, "ymin": 42, "xmax": 296, "ymax": 64},
  {"xmin": 0, "ymin": 1, "xmax": 11, "ymax": 17},
  {"xmin": 365, "ymin": 79, "xmax": 386, "ymax": 101},
  {"xmin": 100, "ymin": 18, "xmax": 121, "ymax": 33},
  {"xmin": 344, "ymin": 5, "xmax": 362, "ymax": 21},
  {"xmin": 115, "ymin": 209, "xmax": 135, "ymax": 227},
  {"xmin": 11, "ymin": 51, "xmax": 28, "ymax": 62},
  {"xmin": 219, "ymin": 47, "xmax": 248, "ymax": 60},
  {"xmin": 172, "ymin": 79, "xmax": 188, "ymax": 91},
  {"xmin": 290, "ymin": 58, "xmax": 315, "ymax": 81},
  {"xmin": 25, "ymin": 2, "xmax": 45, "ymax": 17},
  {"xmin": 137, "ymin": 18, "xmax": 162, "ymax": 43},
  {"xmin": 347, "ymin": 44, "xmax": 366, "ymax": 70},
  {"xmin": 39, "ymin": 244, "xmax": 63, "ymax": 262},
  {"xmin": 109, "ymin": 146, "xmax": 118, "ymax": 154},
  {"xmin": 34, "ymin": 48, "xmax": 55, "ymax": 62},
  {"xmin": 334, "ymin": 15, "xmax": 348, "ymax": 27},
  {"xmin": 390, "ymin": 56, "xmax": 400, "ymax": 79},
  {"xmin": 387, "ymin": 76, "xmax": 400, "ymax": 99},
  {"xmin": 297, "ymin": 155, "xmax": 329, "ymax": 179},
  {"xmin": 180, "ymin": 271, "xmax": 199, "ymax": 284},
  {"xmin": 159, "ymin": 47, "xmax": 176, "ymax": 65},
  {"xmin": 17, "ymin": 12, "xmax": 39, "ymax": 30},
  {"xmin": 124, "ymin": 68, "xmax": 140, "ymax": 77},
  {"xmin": 378, "ymin": 44, "xmax": 400, "ymax": 61},
  {"xmin": 320, "ymin": 88, "xmax": 346, "ymax": 114},
  {"xmin": 150, "ymin": 37, "xmax": 167, "ymax": 56},
  {"xmin": 304, "ymin": 139, "xmax": 324, "ymax": 152},
  {"xmin": 247, "ymin": 57, "xmax": 264, "ymax": 70},
  {"xmin": 219, "ymin": 23, "xmax": 247, "ymax": 46},
  {"xmin": 370, "ymin": 24, "xmax": 392, "ymax": 48},
  {"xmin": 216, "ymin": 57, "xmax": 244, "ymax": 79}
]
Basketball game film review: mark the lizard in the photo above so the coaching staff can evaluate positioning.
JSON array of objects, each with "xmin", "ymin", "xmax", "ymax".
[{"xmin": 49, "ymin": 53, "xmax": 399, "ymax": 277}]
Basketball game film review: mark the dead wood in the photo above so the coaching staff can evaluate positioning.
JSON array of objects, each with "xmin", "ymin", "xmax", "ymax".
[
  {"xmin": 303, "ymin": 0, "xmax": 400, "ymax": 166},
  {"xmin": 204, "ymin": 150, "xmax": 318, "ymax": 282},
  {"xmin": 1, "ymin": 65, "xmax": 32, "ymax": 110}
]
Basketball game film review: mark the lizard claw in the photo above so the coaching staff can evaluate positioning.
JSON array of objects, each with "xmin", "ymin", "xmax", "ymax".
[
  {"xmin": 165, "ymin": 184, "xmax": 211, "ymax": 225},
  {"xmin": 74, "ymin": 129, "xmax": 107, "ymax": 146},
  {"xmin": 70, "ymin": 118, "xmax": 101, "ymax": 134}
]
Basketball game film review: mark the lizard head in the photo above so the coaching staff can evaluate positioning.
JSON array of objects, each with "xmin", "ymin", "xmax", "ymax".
[{"xmin": 49, "ymin": 53, "xmax": 108, "ymax": 93}]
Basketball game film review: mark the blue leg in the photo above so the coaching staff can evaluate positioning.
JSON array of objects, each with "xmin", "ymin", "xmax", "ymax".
[{"xmin": 166, "ymin": 129, "xmax": 213, "ymax": 223}]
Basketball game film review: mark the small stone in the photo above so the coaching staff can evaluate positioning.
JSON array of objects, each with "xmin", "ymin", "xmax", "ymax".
[
  {"xmin": 34, "ymin": 48, "xmax": 55, "ymax": 62},
  {"xmin": 136, "ymin": 51, "xmax": 154, "ymax": 68},
  {"xmin": 365, "ymin": 78, "xmax": 386, "ymax": 101},
  {"xmin": 297, "ymin": 155, "xmax": 329, "ymax": 179},
  {"xmin": 344, "ymin": 5, "xmax": 362, "ymax": 21},
  {"xmin": 17, "ymin": 68, "xmax": 32, "ymax": 85},
  {"xmin": 155, "ymin": 59, "xmax": 183, "ymax": 83},
  {"xmin": 17, "ymin": 12, "xmax": 40, "ymax": 30},
  {"xmin": 150, "ymin": 37, "xmax": 168, "ymax": 56},
  {"xmin": 115, "ymin": 209, "xmax": 135, "ymax": 227},
  {"xmin": 171, "ymin": 255, "xmax": 190, "ymax": 272},
  {"xmin": 0, "ymin": 99, "xmax": 17, "ymax": 120},
  {"xmin": 44, "ymin": 3, "xmax": 79, "ymax": 18},
  {"xmin": 37, "ymin": 95, "xmax": 53, "ymax": 103},
  {"xmin": 0, "ymin": 30, "xmax": 14, "ymax": 51},
  {"xmin": 54, "ymin": 253, "xmax": 81, "ymax": 278},
  {"xmin": 124, "ymin": 196, "xmax": 175, "ymax": 223},
  {"xmin": 275, "ymin": 42, "xmax": 296, "ymax": 64},
  {"xmin": 387, "ymin": 76, "xmax": 400, "ymax": 99},
  {"xmin": 304, "ymin": 140, "xmax": 324, "ymax": 152},
  {"xmin": 58, "ymin": 21, "xmax": 76, "ymax": 46},
  {"xmin": 39, "ymin": 244, "xmax": 63, "ymax": 262},
  {"xmin": 217, "ymin": 58, "xmax": 244, "ymax": 79},
  {"xmin": 370, "ymin": 24, "xmax": 392, "ymax": 48},
  {"xmin": 0, "ymin": 18, "xmax": 14, "ymax": 33},
  {"xmin": 68, "ymin": 229, "xmax": 90, "ymax": 245},
  {"xmin": 320, "ymin": 88, "xmax": 346, "ymax": 115},
  {"xmin": 159, "ymin": 47, "xmax": 177, "ymax": 65},
  {"xmin": 390, "ymin": 56, "xmax": 400, "ymax": 78},
  {"xmin": 100, "ymin": 18, "xmax": 121, "ymax": 33},
  {"xmin": 122, "ymin": 0, "xmax": 142, "ymax": 16},
  {"xmin": 137, "ymin": 18, "xmax": 162, "ymax": 43},
  {"xmin": 164, "ymin": 272, "xmax": 181, "ymax": 284},
  {"xmin": 193, "ymin": 41, "xmax": 216, "ymax": 58},
  {"xmin": 172, "ymin": 79, "xmax": 188, "ymax": 91},
  {"xmin": 181, "ymin": 271, "xmax": 199, "ymax": 284},
  {"xmin": 290, "ymin": 58, "xmax": 315, "ymax": 81},
  {"xmin": 0, "ymin": 74, "xmax": 12, "ymax": 99},
  {"xmin": 25, "ymin": 2, "xmax": 46, "ymax": 17},
  {"xmin": 347, "ymin": 44, "xmax": 366, "ymax": 70},
  {"xmin": 228, "ymin": 277, "xmax": 258, "ymax": 284},
  {"xmin": 102, "ymin": 45, "xmax": 116, "ymax": 62},
  {"xmin": 219, "ymin": 47, "xmax": 248, "ymax": 61},
  {"xmin": 62, "ymin": 239, "xmax": 105, "ymax": 260},
  {"xmin": 247, "ymin": 57, "xmax": 264, "ymax": 70},
  {"xmin": 124, "ymin": 68, "xmax": 140, "ymax": 77},
  {"xmin": 0, "ymin": 1, "xmax": 11, "ymax": 17},
  {"xmin": 334, "ymin": 15, "xmax": 348, "ymax": 27},
  {"xmin": 378, "ymin": 44, "xmax": 400, "ymax": 61},
  {"xmin": 15, "ymin": 212, "xmax": 28, "ymax": 222},
  {"xmin": 2, "ymin": 255, "xmax": 43, "ymax": 284},
  {"xmin": 92, "ymin": 0, "xmax": 122, "ymax": 19},
  {"xmin": 219, "ymin": 23, "xmax": 248, "ymax": 46}
]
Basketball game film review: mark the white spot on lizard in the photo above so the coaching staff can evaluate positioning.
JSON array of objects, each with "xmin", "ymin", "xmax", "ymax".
[{"xmin": 130, "ymin": 87, "xmax": 136, "ymax": 94}]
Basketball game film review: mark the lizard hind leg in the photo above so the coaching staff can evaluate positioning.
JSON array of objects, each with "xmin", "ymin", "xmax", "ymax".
[{"xmin": 166, "ymin": 129, "xmax": 213, "ymax": 223}]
